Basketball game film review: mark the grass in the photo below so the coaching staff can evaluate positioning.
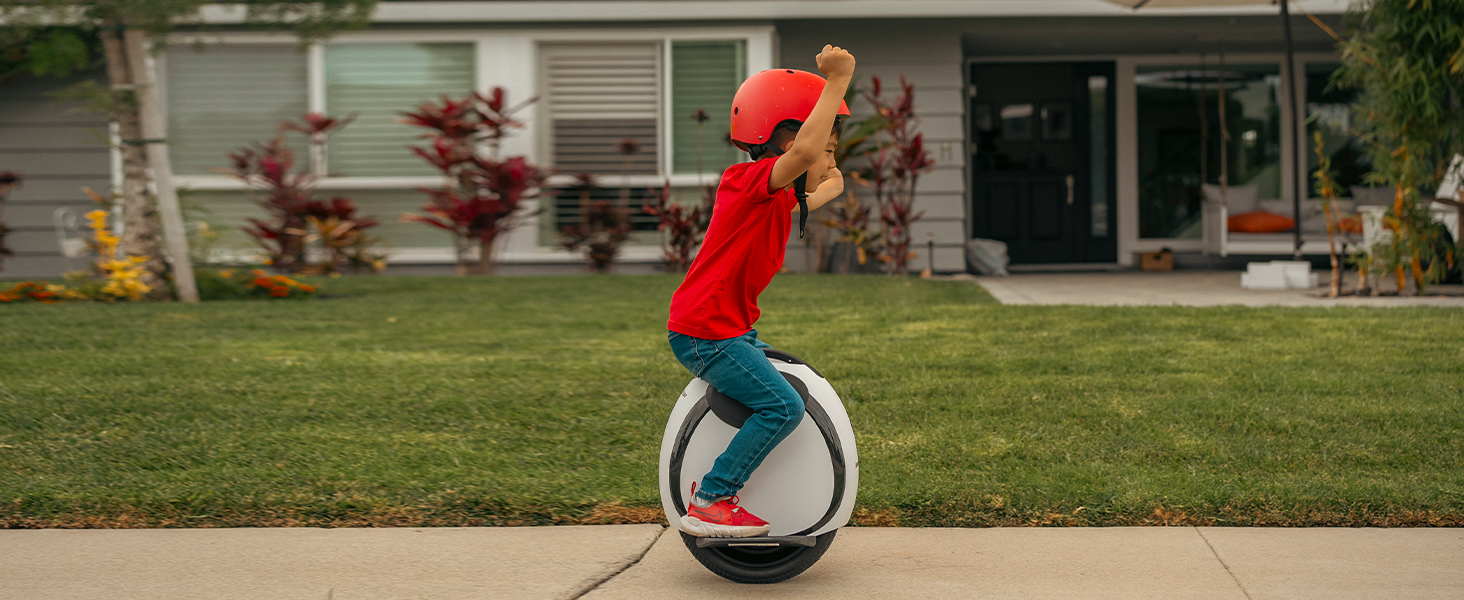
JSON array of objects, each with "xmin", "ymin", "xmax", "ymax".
[{"xmin": 1, "ymin": 274, "xmax": 1461, "ymax": 529}]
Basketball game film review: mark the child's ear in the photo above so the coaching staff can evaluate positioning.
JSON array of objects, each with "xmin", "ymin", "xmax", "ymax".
[{"xmin": 777, "ymin": 138, "xmax": 796, "ymax": 153}]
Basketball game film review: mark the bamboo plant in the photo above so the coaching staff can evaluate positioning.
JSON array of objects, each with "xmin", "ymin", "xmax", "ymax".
[{"xmin": 1332, "ymin": 0, "xmax": 1464, "ymax": 294}]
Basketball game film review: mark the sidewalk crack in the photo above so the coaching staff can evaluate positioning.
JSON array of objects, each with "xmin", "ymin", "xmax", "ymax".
[
  {"xmin": 563, "ymin": 526, "xmax": 666, "ymax": 600},
  {"xmin": 1196, "ymin": 527, "xmax": 1254, "ymax": 600}
]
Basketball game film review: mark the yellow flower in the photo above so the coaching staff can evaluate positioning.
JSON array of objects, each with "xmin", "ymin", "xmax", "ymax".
[{"xmin": 84, "ymin": 210, "xmax": 108, "ymax": 231}]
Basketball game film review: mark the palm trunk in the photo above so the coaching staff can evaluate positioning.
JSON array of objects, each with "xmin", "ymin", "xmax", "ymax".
[{"xmin": 100, "ymin": 26, "xmax": 167, "ymax": 298}]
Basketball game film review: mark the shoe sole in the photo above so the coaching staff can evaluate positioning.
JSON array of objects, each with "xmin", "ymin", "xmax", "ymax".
[{"xmin": 680, "ymin": 515, "xmax": 772, "ymax": 538}]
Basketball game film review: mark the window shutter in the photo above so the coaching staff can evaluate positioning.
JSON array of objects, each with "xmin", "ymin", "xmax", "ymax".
[
  {"xmin": 671, "ymin": 41, "xmax": 745, "ymax": 175},
  {"xmin": 542, "ymin": 43, "xmax": 660, "ymax": 175},
  {"xmin": 325, "ymin": 43, "xmax": 475, "ymax": 177},
  {"xmin": 166, "ymin": 45, "xmax": 308, "ymax": 176}
]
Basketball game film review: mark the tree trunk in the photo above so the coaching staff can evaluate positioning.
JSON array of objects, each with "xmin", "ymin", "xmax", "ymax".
[
  {"xmin": 123, "ymin": 28, "xmax": 198, "ymax": 302},
  {"xmin": 473, "ymin": 236, "xmax": 496, "ymax": 275},
  {"xmin": 100, "ymin": 27, "xmax": 168, "ymax": 299}
]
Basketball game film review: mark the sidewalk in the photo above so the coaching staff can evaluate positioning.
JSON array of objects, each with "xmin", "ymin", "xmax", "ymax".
[
  {"xmin": 3, "ymin": 526, "xmax": 1461, "ymax": 599},
  {"xmin": 969, "ymin": 271, "xmax": 1464, "ymax": 307}
]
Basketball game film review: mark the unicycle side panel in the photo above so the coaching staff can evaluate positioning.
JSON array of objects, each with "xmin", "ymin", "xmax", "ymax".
[{"xmin": 659, "ymin": 361, "xmax": 859, "ymax": 538}]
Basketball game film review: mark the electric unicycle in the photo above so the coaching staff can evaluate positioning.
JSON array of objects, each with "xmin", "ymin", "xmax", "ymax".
[{"xmin": 658, "ymin": 348, "xmax": 859, "ymax": 584}]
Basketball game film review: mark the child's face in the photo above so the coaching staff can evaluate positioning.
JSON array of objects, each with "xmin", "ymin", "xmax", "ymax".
[{"xmin": 788, "ymin": 134, "xmax": 839, "ymax": 193}]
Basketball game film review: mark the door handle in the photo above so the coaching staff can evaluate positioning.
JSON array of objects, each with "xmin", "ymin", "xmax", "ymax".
[{"xmin": 1065, "ymin": 175, "xmax": 1075, "ymax": 205}]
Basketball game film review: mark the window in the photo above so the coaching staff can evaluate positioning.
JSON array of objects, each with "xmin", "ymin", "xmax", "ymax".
[
  {"xmin": 1136, "ymin": 64, "xmax": 1282, "ymax": 239},
  {"xmin": 671, "ymin": 40, "xmax": 746, "ymax": 175},
  {"xmin": 1306, "ymin": 62, "xmax": 1367, "ymax": 197},
  {"xmin": 540, "ymin": 38, "xmax": 751, "ymax": 243},
  {"xmin": 542, "ymin": 42, "xmax": 662, "ymax": 175},
  {"xmin": 166, "ymin": 45, "xmax": 309, "ymax": 175},
  {"xmin": 326, "ymin": 43, "xmax": 475, "ymax": 177},
  {"xmin": 1088, "ymin": 75, "xmax": 1109, "ymax": 238},
  {"xmin": 168, "ymin": 42, "xmax": 472, "ymax": 178}
]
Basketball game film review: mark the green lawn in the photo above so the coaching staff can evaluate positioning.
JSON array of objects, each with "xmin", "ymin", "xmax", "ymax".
[{"xmin": 1, "ymin": 274, "xmax": 1461, "ymax": 528}]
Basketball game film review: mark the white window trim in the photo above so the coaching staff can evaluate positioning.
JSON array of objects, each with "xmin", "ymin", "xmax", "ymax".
[{"xmin": 163, "ymin": 27, "xmax": 772, "ymax": 261}]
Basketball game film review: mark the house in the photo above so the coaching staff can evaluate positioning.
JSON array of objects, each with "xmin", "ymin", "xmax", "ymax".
[{"xmin": 0, "ymin": 0, "xmax": 1360, "ymax": 279}]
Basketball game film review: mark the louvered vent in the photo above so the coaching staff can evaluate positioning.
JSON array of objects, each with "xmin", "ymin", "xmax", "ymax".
[{"xmin": 542, "ymin": 43, "xmax": 660, "ymax": 175}]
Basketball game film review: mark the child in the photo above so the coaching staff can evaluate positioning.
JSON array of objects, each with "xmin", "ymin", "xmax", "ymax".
[{"xmin": 667, "ymin": 44, "xmax": 855, "ymax": 538}]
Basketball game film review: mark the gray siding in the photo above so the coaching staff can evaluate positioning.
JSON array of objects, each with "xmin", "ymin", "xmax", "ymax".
[
  {"xmin": 777, "ymin": 20, "xmax": 969, "ymax": 273},
  {"xmin": 0, "ymin": 70, "xmax": 111, "ymax": 280}
]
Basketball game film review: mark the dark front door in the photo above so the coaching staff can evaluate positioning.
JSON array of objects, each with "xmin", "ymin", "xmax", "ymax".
[{"xmin": 970, "ymin": 63, "xmax": 1116, "ymax": 264}]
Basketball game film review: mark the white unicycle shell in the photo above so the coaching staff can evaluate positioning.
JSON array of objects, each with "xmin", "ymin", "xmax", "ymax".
[{"xmin": 658, "ymin": 349, "xmax": 859, "ymax": 538}]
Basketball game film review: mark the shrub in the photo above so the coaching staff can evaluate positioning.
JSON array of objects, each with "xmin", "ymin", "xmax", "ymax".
[
  {"xmin": 561, "ymin": 173, "xmax": 632, "ymax": 272},
  {"xmin": 194, "ymin": 268, "xmax": 318, "ymax": 301},
  {"xmin": 641, "ymin": 180, "xmax": 706, "ymax": 273},
  {"xmin": 0, "ymin": 171, "xmax": 19, "ymax": 272},
  {"xmin": 58, "ymin": 209, "xmax": 153, "ymax": 301},
  {"xmin": 860, "ymin": 76, "xmax": 936, "ymax": 275},
  {"xmin": 0, "ymin": 281, "xmax": 61, "ymax": 303},
  {"xmin": 226, "ymin": 114, "xmax": 386, "ymax": 275},
  {"xmin": 400, "ymin": 88, "xmax": 547, "ymax": 275},
  {"xmin": 1334, "ymin": 0, "xmax": 1464, "ymax": 293}
]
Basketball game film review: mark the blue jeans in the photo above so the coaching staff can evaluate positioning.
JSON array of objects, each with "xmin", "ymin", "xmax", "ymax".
[{"xmin": 668, "ymin": 329, "xmax": 805, "ymax": 504}]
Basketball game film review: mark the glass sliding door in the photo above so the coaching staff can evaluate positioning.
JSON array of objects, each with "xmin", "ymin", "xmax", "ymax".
[
  {"xmin": 1305, "ymin": 62, "xmax": 1367, "ymax": 197},
  {"xmin": 1136, "ymin": 63, "xmax": 1282, "ymax": 239}
]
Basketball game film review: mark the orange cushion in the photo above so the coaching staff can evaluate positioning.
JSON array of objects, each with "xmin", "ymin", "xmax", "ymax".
[
  {"xmin": 1228, "ymin": 211, "xmax": 1295, "ymax": 233},
  {"xmin": 1337, "ymin": 214, "xmax": 1362, "ymax": 234}
]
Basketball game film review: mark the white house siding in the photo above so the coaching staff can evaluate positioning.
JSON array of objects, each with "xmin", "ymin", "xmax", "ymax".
[
  {"xmin": 0, "ymin": 70, "xmax": 111, "ymax": 280},
  {"xmin": 777, "ymin": 19, "xmax": 968, "ymax": 273}
]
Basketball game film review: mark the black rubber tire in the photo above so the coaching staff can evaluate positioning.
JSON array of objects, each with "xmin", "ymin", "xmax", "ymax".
[{"xmin": 681, "ymin": 530, "xmax": 836, "ymax": 584}]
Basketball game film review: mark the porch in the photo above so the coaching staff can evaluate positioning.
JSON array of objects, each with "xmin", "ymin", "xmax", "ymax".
[{"xmin": 969, "ymin": 270, "xmax": 1464, "ymax": 307}]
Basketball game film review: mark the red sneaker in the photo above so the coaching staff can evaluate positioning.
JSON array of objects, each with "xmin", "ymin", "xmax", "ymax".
[{"xmin": 681, "ymin": 483, "xmax": 771, "ymax": 538}]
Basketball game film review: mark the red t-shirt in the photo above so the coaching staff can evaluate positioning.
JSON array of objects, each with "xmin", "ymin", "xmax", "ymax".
[{"xmin": 667, "ymin": 156, "xmax": 796, "ymax": 339}]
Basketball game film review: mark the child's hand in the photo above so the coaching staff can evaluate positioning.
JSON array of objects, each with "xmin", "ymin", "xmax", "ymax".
[
  {"xmin": 816, "ymin": 45, "xmax": 855, "ymax": 79},
  {"xmin": 820, "ymin": 167, "xmax": 844, "ymax": 196}
]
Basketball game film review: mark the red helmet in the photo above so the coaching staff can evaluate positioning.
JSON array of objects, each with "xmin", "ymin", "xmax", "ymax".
[{"xmin": 729, "ymin": 68, "xmax": 851, "ymax": 151}]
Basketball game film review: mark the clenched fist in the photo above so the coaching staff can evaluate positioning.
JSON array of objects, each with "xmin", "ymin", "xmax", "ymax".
[{"xmin": 816, "ymin": 45, "xmax": 855, "ymax": 79}]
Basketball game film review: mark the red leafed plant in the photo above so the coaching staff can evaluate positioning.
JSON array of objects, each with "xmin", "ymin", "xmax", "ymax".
[
  {"xmin": 640, "ymin": 109, "xmax": 721, "ymax": 273},
  {"xmin": 860, "ymin": 76, "xmax": 936, "ymax": 275},
  {"xmin": 225, "ymin": 114, "xmax": 384, "ymax": 275},
  {"xmin": 400, "ymin": 87, "xmax": 546, "ymax": 275},
  {"xmin": 560, "ymin": 174, "xmax": 632, "ymax": 272},
  {"xmin": 0, "ymin": 171, "xmax": 19, "ymax": 272},
  {"xmin": 642, "ymin": 180, "xmax": 707, "ymax": 272}
]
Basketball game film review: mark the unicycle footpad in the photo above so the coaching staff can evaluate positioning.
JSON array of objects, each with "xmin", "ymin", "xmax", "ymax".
[{"xmin": 694, "ymin": 535, "xmax": 817, "ymax": 548}]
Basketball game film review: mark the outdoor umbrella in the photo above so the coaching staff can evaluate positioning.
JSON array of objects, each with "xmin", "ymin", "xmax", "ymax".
[{"xmin": 1107, "ymin": 0, "xmax": 1309, "ymax": 258}]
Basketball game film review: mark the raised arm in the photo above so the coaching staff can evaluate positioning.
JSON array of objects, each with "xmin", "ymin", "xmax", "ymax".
[
  {"xmin": 768, "ymin": 45, "xmax": 854, "ymax": 194},
  {"xmin": 796, "ymin": 168, "xmax": 844, "ymax": 213}
]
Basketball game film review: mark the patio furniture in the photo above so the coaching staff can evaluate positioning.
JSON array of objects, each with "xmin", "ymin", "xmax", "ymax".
[{"xmin": 1201, "ymin": 185, "xmax": 1361, "ymax": 257}]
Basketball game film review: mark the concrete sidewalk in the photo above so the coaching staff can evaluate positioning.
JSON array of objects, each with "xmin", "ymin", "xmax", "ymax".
[
  {"xmin": 969, "ymin": 271, "xmax": 1464, "ymax": 307},
  {"xmin": 4, "ymin": 526, "xmax": 1461, "ymax": 600}
]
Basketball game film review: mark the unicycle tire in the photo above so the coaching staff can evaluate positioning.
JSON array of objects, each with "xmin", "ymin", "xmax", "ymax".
[{"xmin": 680, "ymin": 530, "xmax": 836, "ymax": 584}]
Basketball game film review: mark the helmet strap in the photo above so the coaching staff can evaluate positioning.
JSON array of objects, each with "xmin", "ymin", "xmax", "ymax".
[{"xmin": 762, "ymin": 144, "xmax": 810, "ymax": 239}]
